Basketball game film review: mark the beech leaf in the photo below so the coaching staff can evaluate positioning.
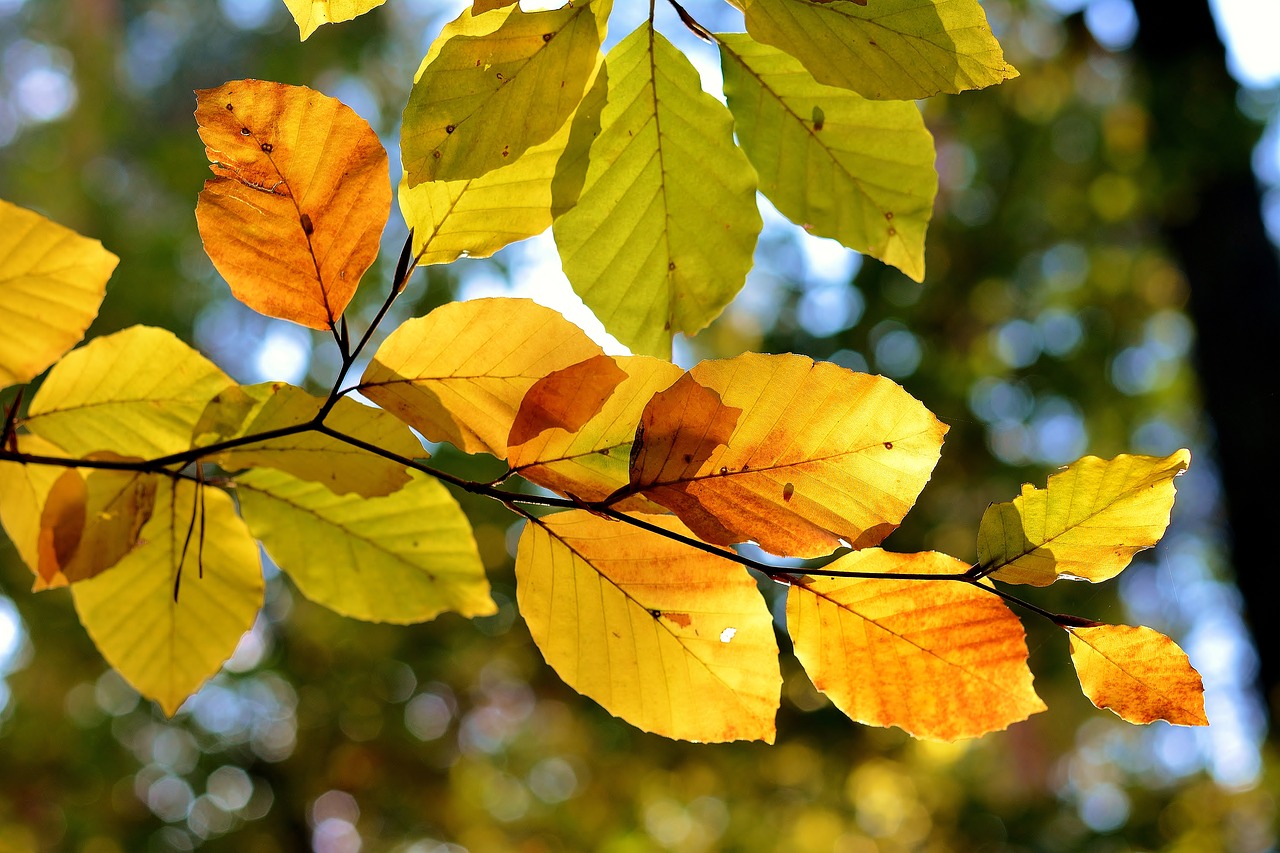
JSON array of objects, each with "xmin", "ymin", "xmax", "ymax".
[
  {"xmin": 37, "ymin": 464, "xmax": 158, "ymax": 588},
  {"xmin": 0, "ymin": 435, "xmax": 72, "ymax": 583},
  {"xmin": 1067, "ymin": 624, "xmax": 1208, "ymax": 726},
  {"xmin": 282, "ymin": 0, "xmax": 387, "ymax": 39}
]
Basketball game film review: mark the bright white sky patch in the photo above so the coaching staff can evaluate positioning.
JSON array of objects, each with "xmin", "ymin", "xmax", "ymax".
[{"xmin": 1210, "ymin": 0, "xmax": 1280, "ymax": 87}]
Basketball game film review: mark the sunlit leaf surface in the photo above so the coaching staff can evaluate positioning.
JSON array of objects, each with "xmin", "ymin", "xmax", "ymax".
[
  {"xmin": 283, "ymin": 0, "xmax": 387, "ymax": 39},
  {"xmin": 1068, "ymin": 624, "xmax": 1207, "ymax": 726},
  {"xmin": 37, "ymin": 465, "xmax": 158, "ymax": 588}
]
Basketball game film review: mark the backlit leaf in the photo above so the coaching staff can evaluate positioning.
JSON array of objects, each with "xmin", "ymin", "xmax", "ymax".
[
  {"xmin": 72, "ymin": 481, "xmax": 264, "ymax": 716},
  {"xmin": 401, "ymin": 0, "xmax": 610, "ymax": 184},
  {"xmin": 977, "ymin": 450, "xmax": 1191, "ymax": 586},
  {"xmin": 25, "ymin": 326, "xmax": 234, "ymax": 459},
  {"xmin": 738, "ymin": 0, "xmax": 1017, "ymax": 100},
  {"xmin": 553, "ymin": 23, "xmax": 762, "ymax": 358},
  {"xmin": 623, "ymin": 353, "xmax": 947, "ymax": 558},
  {"xmin": 37, "ymin": 464, "xmax": 158, "ymax": 588},
  {"xmin": 195, "ymin": 80, "xmax": 390, "ymax": 330},
  {"xmin": 193, "ymin": 382, "xmax": 425, "ymax": 497},
  {"xmin": 0, "ymin": 435, "xmax": 71, "ymax": 581},
  {"xmin": 516, "ymin": 510, "xmax": 780, "ymax": 742},
  {"xmin": 1067, "ymin": 624, "xmax": 1208, "ymax": 726},
  {"xmin": 719, "ymin": 34, "xmax": 936, "ymax": 282},
  {"xmin": 360, "ymin": 297, "xmax": 604, "ymax": 456},
  {"xmin": 0, "ymin": 199, "xmax": 117, "ymax": 388},
  {"xmin": 787, "ymin": 550, "xmax": 1045, "ymax": 740},
  {"xmin": 237, "ymin": 468, "xmax": 494, "ymax": 623},
  {"xmin": 283, "ymin": 0, "xmax": 387, "ymax": 39}
]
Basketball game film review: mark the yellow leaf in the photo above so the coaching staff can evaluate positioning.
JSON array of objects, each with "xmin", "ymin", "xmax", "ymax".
[
  {"xmin": 37, "ymin": 464, "xmax": 158, "ymax": 588},
  {"xmin": 787, "ymin": 550, "xmax": 1045, "ymax": 740},
  {"xmin": 516, "ymin": 510, "xmax": 780, "ymax": 742},
  {"xmin": 282, "ymin": 0, "xmax": 387, "ymax": 39},
  {"xmin": 1067, "ymin": 624, "xmax": 1208, "ymax": 726},
  {"xmin": 0, "ymin": 199, "xmax": 117, "ymax": 388},
  {"xmin": 360, "ymin": 297, "xmax": 604, "ymax": 456},
  {"xmin": 624, "ymin": 353, "xmax": 947, "ymax": 558},
  {"xmin": 472, "ymin": 0, "xmax": 518, "ymax": 13},
  {"xmin": 193, "ymin": 382, "xmax": 425, "ymax": 497},
  {"xmin": 194, "ymin": 80, "xmax": 390, "ymax": 330},
  {"xmin": 72, "ymin": 481, "xmax": 264, "ymax": 716},
  {"xmin": 24, "ymin": 326, "xmax": 234, "ymax": 459},
  {"xmin": 401, "ymin": 0, "xmax": 610, "ymax": 184},
  {"xmin": 739, "ymin": 0, "xmax": 1017, "ymax": 100},
  {"xmin": 0, "ymin": 435, "xmax": 71, "ymax": 581},
  {"xmin": 237, "ymin": 468, "xmax": 494, "ymax": 623},
  {"xmin": 977, "ymin": 450, "xmax": 1191, "ymax": 586}
]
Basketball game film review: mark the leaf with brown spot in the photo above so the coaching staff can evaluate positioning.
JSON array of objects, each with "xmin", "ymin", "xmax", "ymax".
[{"xmin": 1067, "ymin": 624, "xmax": 1207, "ymax": 726}]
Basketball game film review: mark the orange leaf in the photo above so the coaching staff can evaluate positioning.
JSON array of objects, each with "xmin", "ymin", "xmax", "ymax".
[
  {"xmin": 623, "ymin": 353, "xmax": 947, "ymax": 557},
  {"xmin": 787, "ymin": 550, "xmax": 1045, "ymax": 740},
  {"xmin": 507, "ymin": 354, "xmax": 628, "ymax": 449},
  {"xmin": 194, "ymin": 80, "xmax": 390, "ymax": 330},
  {"xmin": 1067, "ymin": 624, "xmax": 1208, "ymax": 726}
]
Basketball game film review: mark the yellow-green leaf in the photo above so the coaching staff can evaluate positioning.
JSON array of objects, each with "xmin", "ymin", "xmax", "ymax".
[
  {"xmin": 38, "ymin": 465, "xmax": 158, "ymax": 588},
  {"xmin": 360, "ymin": 297, "xmax": 604, "ymax": 456},
  {"xmin": 25, "ymin": 326, "xmax": 234, "ymax": 459},
  {"xmin": 553, "ymin": 23, "xmax": 762, "ymax": 358},
  {"xmin": 401, "ymin": 0, "xmax": 610, "ymax": 185},
  {"xmin": 516, "ymin": 510, "xmax": 780, "ymax": 742},
  {"xmin": 0, "ymin": 199, "xmax": 117, "ymax": 388},
  {"xmin": 72, "ymin": 481, "xmax": 264, "ymax": 716},
  {"xmin": 193, "ymin": 382, "xmax": 424, "ymax": 497},
  {"xmin": 283, "ymin": 0, "xmax": 387, "ymax": 39},
  {"xmin": 1068, "ymin": 624, "xmax": 1208, "ymax": 726},
  {"xmin": 0, "ymin": 435, "xmax": 70, "ymax": 581},
  {"xmin": 719, "ymin": 34, "xmax": 936, "ymax": 282},
  {"xmin": 977, "ymin": 450, "xmax": 1191, "ymax": 586},
  {"xmin": 195, "ymin": 80, "xmax": 390, "ymax": 330},
  {"xmin": 237, "ymin": 468, "xmax": 494, "ymax": 624},
  {"xmin": 739, "ymin": 0, "xmax": 1017, "ymax": 100},
  {"xmin": 787, "ymin": 550, "xmax": 1045, "ymax": 740}
]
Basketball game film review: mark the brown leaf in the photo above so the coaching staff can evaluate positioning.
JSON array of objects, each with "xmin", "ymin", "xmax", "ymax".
[{"xmin": 507, "ymin": 355, "xmax": 628, "ymax": 449}]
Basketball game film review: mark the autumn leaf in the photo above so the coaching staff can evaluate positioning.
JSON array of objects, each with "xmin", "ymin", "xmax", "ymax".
[
  {"xmin": 0, "ymin": 199, "xmax": 118, "ymax": 389},
  {"xmin": 623, "ymin": 352, "xmax": 947, "ymax": 558},
  {"xmin": 0, "ymin": 435, "xmax": 72, "ymax": 582},
  {"xmin": 24, "ymin": 325, "xmax": 234, "ymax": 459},
  {"xmin": 237, "ymin": 468, "xmax": 494, "ymax": 624},
  {"xmin": 516, "ymin": 510, "xmax": 780, "ymax": 742},
  {"xmin": 401, "ymin": 0, "xmax": 610, "ymax": 185},
  {"xmin": 787, "ymin": 550, "xmax": 1045, "ymax": 740},
  {"xmin": 977, "ymin": 450, "xmax": 1191, "ymax": 586},
  {"xmin": 193, "ymin": 382, "xmax": 425, "ymax": 497},
  {"xmin": 1067, "ymin": 624, "xmax": 1207, "ymax": 726},
  {"xmin": 360, "ymin": 297, "xmax": 604, "ymax": 456},
  {"xmin": 194, "ymin": 80, "xmax": 390, "ymax": 330},
  {"xmin": 283, "ymin": 0, "xmax": 387, "ymax": 39},
  {"xmin": 719, "ymin": 34, "xmax": 936, "ymax": 282},
  {"xmin": 72, "ymin": 481, "xmax": 264, "ymax": 716},
  {"xmin": 737, "ymin": 0, "xmax": 1017, "ymax": 100}
]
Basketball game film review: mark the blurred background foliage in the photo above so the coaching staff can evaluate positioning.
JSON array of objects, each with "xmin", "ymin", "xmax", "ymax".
[{"xmin": 1, "ymin": 0, "xmax": 1277, "ymax": 850}]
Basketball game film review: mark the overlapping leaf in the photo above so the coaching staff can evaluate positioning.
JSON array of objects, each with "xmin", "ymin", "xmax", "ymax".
[
  {"xmin": 37, "ymin": 465, "xmax": 158, "ymax": 589},
  {"xmin": 977, "ymin": 450, "xmax": 1191, "ymax": 586},
  {"xmin": 283, "ymin": 0, "xmax": 387, "ymax": 39},
  {"xmin": 401, "ymin": 0, "xmax": 610, "ymax": 185},
  {"xmin": 0, "ymin": 199, "xmax": 117, "ymax": 388},
  {"xmin": 195, "ymin": 80, "xmax": 390, "ymax": 330},
  {"xmin": 237, "ymin": 468, "xmax": 494, "ymax": 623},
  {"xmin": 737, "ymin": 0, "xmax": 1017, "ymax": 100},
  {"xmin": 24, "ymin": 326, "xmax": 234, "ymax": 459},
  {"xmin": 622, "ymin": 352, "xmax": 947, "ymax": 558},
  {"xmin": 719, "ymin": 34, "xmax": 936, "ymax": 281},
  {"xmin": 0, "ymin": 435, "xmax": 72, "ymax": 582},
  {"xmin": 193, "ymin": 382, "xmax": 425, "ymax": 497},
  {"xmin": 360, "ymin": 297, "xmax": 604, "ymax": 456},
  {"xmin": 787, "ymin": 550, "xmax": 1045, "ymax": 740},
  {"xmin": 1067, "ymin": 624, "xmax": 1207, "ymax": 726},
  {"xmin": 72, "ymin": 481, "xmax": 264, "ymax": 715},
  {"xmin": 553, "ymin": 23, "xmax": 762, "ymax": 357},
  {"xmin": 516, "ymin": 510, "xmax": 780, "ymax": 742}
]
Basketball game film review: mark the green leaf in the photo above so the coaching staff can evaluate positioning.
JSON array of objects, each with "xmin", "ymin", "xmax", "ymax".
[
  {"xmin": 237, "ymin": 468, "xmax": 495, "ymax": 624},
  {"xmin": 738, "ymin": 0, "xmax": 1017, "ymax": 100},
  {"xmin": 720, "ymin": 33, "xmax": 936, "ymax": 282},
  {"xmin": 553, "ymin": 23, "xmax": 762, "ymax": 357},
  {"xmin": 401, "ymin": 0, "xmax": 611, "ymax": 185},
  {"xmin": 72, "ymin": 481, "xmax": 264, "ymax": 716}
]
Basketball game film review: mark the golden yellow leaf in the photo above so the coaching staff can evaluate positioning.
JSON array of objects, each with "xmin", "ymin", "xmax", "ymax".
[
  {"xmin": 472, "ymin": 0, "xmax": 518, "ymax": 13},
  {"xmin": 24, "ymin": 325, "xmax": 234, "ymax": 459},
  {"xmin": 194, "ymin": 80, "xmax": 390, "ymax": 330},
  {"xmin": 37, "ymin": 464, "xmax": 158, "ymax": 588},
  {"xmin": 283, "ymin": 0, "xmax": 387, "ymax": 39},
  {"xmin": 516, "ymin": 510, "xmax": 780, "ymax": 742},
  {"xmin": 193, "ymin": 382, "xmax": 425, "ymax": 497},
  {"xmin": 787, "ymin": 550, "xmax": 1045, "ymax": 740},
  {"xmin": 0, "ymin": 435, "xmax": 66, "ymax": 581},
  {"xmin": 360, "ymin": 297, "xmax": 604, "ymax": 456},
  {"xmin": 1067, "ymin": 624, "xmax": 1207, "ymax": 726},
  {"xmin": 0, "ymin": 199, "xmax": 117, "ymax": 388},
  {"xmin": 977, "ymin": 450, "xmax": 1191, "ymax": 586},
  {"xmin": 72, "ymin": 481, "xmax": 264, "ymax": 716},
  {"xmin": 622, "ymin": 353, "xmax": 947, "ymax": 558}
]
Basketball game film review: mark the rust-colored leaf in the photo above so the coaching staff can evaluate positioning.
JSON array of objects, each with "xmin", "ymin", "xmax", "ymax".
[
  {"xmin": 1067, "ymin": 624, "xmax": 1208, "ymax": 726},
  {"xmin": 507, "ymin": 355, "xmax": 628, "ymax": 449}
]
